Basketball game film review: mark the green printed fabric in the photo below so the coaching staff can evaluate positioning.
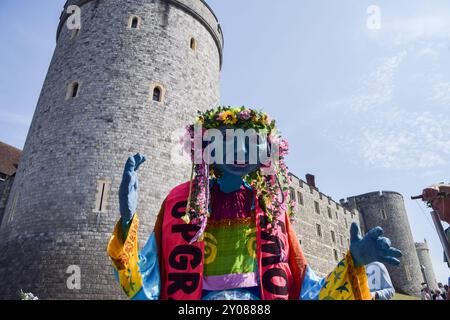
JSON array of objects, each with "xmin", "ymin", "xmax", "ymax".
[{"xmin": 203, "ymin": 220, "xmax": 257, "ymax": 276}]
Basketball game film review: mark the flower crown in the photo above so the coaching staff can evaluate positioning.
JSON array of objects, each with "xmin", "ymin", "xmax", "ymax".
[
  {"xmin": 182, "ymin": 106, "xmax": 297, "ymax": 243},
  {"xmin": 197, "ymin": 106, "xmax": 276, "ymax": 132}
]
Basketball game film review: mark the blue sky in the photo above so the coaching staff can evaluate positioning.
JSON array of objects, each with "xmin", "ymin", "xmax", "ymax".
[{"xmin": 1, "ymin": 0, "xmax": 449, "ymax": 284}]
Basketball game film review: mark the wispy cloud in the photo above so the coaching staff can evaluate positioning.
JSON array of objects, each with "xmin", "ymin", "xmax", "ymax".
[
  {"xmin": 341, "ymin": 51, "xmax": 407, "ymax": 113},
  {"xmin": 356, "ymin": 109, "xmax": 450, "ymax": 169},
  {"xmin": 318, "ymin": 6, "xmax": 450, "ymax": 172},
  {"xmin": 0, "ymin": 110, "xmax": 32, "ymax": 127},
  {"xmin": 323, "ymin": 46, "xmax": 450, "ymax": 171},
  {"xmin": 432, "ymin": 81, "xmax": 450, "ymax": 106}
]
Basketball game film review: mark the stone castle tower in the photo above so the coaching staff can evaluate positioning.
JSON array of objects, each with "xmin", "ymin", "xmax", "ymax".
[
  {"xmin": 342, "ymin": 192, "xmax": 423, "ymax": 296},
  {"xmin": 0, "ymin": 0, "xmax": 223, "ymax": 299},
  {"xmin": 415, "ymin": 240, "xmax": 438, "ymax": 290}
]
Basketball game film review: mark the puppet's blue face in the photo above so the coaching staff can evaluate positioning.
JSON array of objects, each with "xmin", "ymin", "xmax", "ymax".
[{"xmin": 213, "ymin": 127, "xmax": 269, "ymax": 177}]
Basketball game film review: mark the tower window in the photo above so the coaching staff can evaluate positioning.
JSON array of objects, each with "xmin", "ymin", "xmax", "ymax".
[
  {"xmin": 333, "ymin": 249, "xmax": 339, "ymax": 262},
  {"xmin": 71, "ymin": 83, "xmax": 79, "ymax": 97},
  {"xmin": 289, "ymin": 188, "xmax": 296, "ymax": 202},
  {"xmin": 297, "ymin": 191, "xmax": 304, "ymax": 206},
  {"xmin": 381, "ymin": 209, "xmax": 387, "ymax": 220},
  {"xmin": 66, "ymin": 81, "xmax": 80, "ymax": 100},
  {"xmin": 153, "ymin": 87, "xmax": 161, "ymax": 102},
  {"xmin": 190, "ymin": 37, "xmax": 197, "ymax": 51},
  {"xmin": 314, "ymin": 201, "xmax": 320, "ymax": 215},
  {"xmin": 129, "ymin": 16, "xmax": 141, "ymax": 29},
  {"xmin": 94, "ymin": 180, "xmax": 111, "ymax": 213},
  {"xmin": 327, "ymin": 207, "xmax": 332, "ymax": 219},
  {"xmin": 331, "ymin": 230, "xmax": 336, "ymax": 244},
  {"xmin": 316, "ymin": 224, "xmax": 322, "ymax": 238},
  {"xmin": 150, "ymin": 83, "xmax": 165, "ymax": 103}
]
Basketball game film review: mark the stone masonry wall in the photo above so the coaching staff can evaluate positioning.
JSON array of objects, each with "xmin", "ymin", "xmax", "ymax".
[
  {"xmin": 289, "ymin": 174, "xmax": 360, "ymax": 277},
  {"xmin": 0, "ymin": 0, "xmax": 221, "ymax": 299}
]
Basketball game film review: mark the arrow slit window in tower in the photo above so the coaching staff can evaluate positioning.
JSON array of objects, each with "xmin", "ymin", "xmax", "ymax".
[
  {"xmin": 94, "ymin": 180, "xmax": 110, "ymax": 213},
  {"xmin": 190, "ymin": 37, "xmax": 197, "ymax": 52},
  {"xmin": 66, "ymin": 81, "xmax": 80, "ymax": 100}
]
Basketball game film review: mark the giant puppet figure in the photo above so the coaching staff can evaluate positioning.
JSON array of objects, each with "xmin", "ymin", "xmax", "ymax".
[{"xmin": 107, "ymin": 107, "xmax": 402, "ymax": 300}]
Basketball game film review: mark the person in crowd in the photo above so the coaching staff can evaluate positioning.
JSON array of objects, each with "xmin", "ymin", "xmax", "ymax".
[
  {"xmin": 437, "ymin": 283, "xmax": 447, "ymax": 300},
  {"xmin": 422, "ymin": 184, "xmax": 450, "ymax": 300},
  {"xmin": 422, "ymin": 184, "xmax": 450, "ymax": 224},
  {"xmin": 432, "ymin": 289, "xmax": 444, "ymax": 300},
  {"xmin": 421, "ymin": 287, "xmax": 431, "ymax": 301}
]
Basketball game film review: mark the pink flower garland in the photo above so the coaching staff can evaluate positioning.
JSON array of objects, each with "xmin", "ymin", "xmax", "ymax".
[{"xmin": 180, "ymin": 108, "xmax": 298, "ymax": 241}]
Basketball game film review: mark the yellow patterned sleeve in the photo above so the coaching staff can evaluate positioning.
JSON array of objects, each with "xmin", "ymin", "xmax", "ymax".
[
  {"xmin": 318, "ymin": 252, "xmax": 372, "ymax": 300},
  {"xmin": 107, "ymin": 215, "xmax": 143, "ymax": 299}
]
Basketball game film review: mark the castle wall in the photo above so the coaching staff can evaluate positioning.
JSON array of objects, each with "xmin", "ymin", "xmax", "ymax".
[
  {"xmin": 415, "ymin": 241, "xmax": 438, "ymax": 290},
  {"xmin": 0, "ymin": 0, "xmax": 222, "ymax": 299},
  {"xmin": 0, "ymin": 0, "xmax": 428, "ymax": 300},
  {"xmin": 343, "ymin": 192, "xmax": 423, "ymax": 296},
  {"xmin": 289, "ymin": 174, "xmax": 360, "ymax": 277}
]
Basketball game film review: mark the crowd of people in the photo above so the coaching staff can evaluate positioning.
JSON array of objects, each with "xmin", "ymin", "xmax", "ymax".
[{"xmin": 421, "ymin": 284, "xmax": 448, "ymax": 300}]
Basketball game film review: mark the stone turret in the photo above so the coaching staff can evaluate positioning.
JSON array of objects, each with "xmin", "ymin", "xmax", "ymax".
[
  {"xmin": 415, "ymin": 240, "xmax": 438, "ymax": 290},
  {"xmin": 342, "ymin": 191, "xmax": 423, "ymax": 296},
  {"xmin": 0, "ymin": 0, "xmax": 222, "ymax": 299}
]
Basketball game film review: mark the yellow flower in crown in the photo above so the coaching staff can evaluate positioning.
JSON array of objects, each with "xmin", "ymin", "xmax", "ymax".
[
  {"xmin": 262, "ymin": 113, "xmax": 272, "ymax": 125},
  {"xmin": 196, "ymin": 115, "xmax": 205, "ymax": 125},
  {"xmin": 217, "ymin": 110, "xmax": 238, "ymax": 125}
]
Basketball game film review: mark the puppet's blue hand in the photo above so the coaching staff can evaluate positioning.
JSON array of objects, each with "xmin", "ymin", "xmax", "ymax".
[
  {"xmin": 119, "ymin": 154, "xmax": 146, "ymax": 229},
  {"xmin": 349, "ymin": 223, "xmax": 402, "ymax": 268}
]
